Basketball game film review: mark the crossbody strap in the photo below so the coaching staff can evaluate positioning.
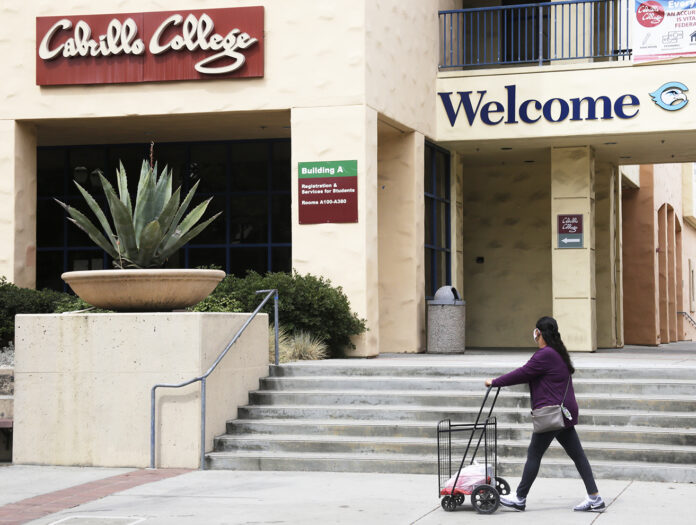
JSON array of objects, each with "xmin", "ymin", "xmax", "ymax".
[{"xmin": 529, "ymin": 375, "xmax": 571, "ymax": 409}]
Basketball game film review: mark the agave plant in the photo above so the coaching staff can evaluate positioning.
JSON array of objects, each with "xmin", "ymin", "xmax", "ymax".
[{"xmin": 56, "ymin": 160, "xmax": 221, "ymax": 269}]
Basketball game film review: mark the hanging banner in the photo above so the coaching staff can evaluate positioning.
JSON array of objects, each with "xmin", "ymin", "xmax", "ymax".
[{"xmin": 632, "ymin": 0, "xmax": 696, "ymax": 63}]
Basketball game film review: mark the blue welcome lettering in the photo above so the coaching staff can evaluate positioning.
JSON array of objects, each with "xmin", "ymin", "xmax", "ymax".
[{"xmin": 438, "ymin": 91, "xmax": 488, "ymax": 126}]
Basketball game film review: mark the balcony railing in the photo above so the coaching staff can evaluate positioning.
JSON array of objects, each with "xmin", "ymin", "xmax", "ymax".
[{"xmin": 440, "ymin": 0, "xmax": 631, "ymax": 69}]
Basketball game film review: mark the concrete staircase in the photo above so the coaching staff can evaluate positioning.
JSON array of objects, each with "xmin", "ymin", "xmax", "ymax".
[{"xmin": 206, "ymin": 359, "xmax": 696, "ymax": 482}]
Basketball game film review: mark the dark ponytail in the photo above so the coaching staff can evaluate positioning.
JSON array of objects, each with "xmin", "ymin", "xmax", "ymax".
[{"xmin": 536, "ymin": 316, "xmax": 575, "ymax": 375}]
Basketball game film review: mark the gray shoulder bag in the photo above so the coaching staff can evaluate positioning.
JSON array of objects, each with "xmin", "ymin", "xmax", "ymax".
[{"xmin": 530, "ymin": 377, "xmax": 572, "ymax": 433}]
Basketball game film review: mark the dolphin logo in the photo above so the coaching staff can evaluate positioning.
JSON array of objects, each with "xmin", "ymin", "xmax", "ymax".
[{"xmin": 649, "ymin": 82, "xmax": 689, "ymax": 111}]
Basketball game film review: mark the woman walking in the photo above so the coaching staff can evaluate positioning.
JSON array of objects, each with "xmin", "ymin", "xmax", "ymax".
[{"xmin": 484, "ymin": 316, "xmax": 605, "ymax": 512}]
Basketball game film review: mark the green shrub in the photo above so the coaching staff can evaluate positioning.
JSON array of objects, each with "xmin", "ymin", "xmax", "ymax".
[
  {"xmin": 189, "ymin": 294, "xmax": 243, "ymax": 313},
  {"xmin": 200, "ymin": 271, "xmax": 366, "ymax": 357},
  {"xmin": 0, "ymin": 277, "xmax": 90, "ymax": 346}
]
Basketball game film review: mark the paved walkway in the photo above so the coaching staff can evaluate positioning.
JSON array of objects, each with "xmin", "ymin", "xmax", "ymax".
[{"xmin": 0, "ymin": 466, "xmax": 694, "ymax": 524}]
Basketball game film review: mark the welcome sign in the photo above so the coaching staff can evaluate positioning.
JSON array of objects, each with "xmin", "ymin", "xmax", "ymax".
[{"xmin": 36, "ymin": 6, "xmax": 264, "ymax": 85}]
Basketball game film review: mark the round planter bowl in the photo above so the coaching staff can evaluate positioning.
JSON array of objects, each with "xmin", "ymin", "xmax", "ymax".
[{"xmin": 61, "ymin": 269, "xmax": 226, "ymax": 312}]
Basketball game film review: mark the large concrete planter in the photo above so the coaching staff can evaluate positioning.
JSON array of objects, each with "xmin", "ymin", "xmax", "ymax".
[{"xmin": 62, "ymin": 269, "xmax": 225, "ymax": 311}]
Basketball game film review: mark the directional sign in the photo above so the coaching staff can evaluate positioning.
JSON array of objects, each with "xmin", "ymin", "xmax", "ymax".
[{"xmin": 558, "ymin": 214, "xmax": 583, "ymax": 249}]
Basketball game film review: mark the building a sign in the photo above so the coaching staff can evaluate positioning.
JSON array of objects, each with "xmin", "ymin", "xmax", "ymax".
[
  {"xmin": 558, "ymin": 214, "xmax": 584, "ymax": 248},
  {"xmin": 438, "ymin": 85, "xmax": 640, "ymax": 127},
  {"xmin": 36, "ymin": 7, "xmax": 264, "ymax": 85},
  {"xmin": 633, "ymin": 0, "xmax": 696, "ymax": 63},
  {"xmin": 298, "ymin": 161, "xmax": 358, "ymax": 224}
]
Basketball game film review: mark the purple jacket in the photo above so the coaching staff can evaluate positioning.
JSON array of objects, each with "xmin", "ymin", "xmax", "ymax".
[{"xmin": 491, "ymin": 346, "xmax": 579, "ymax": 427}]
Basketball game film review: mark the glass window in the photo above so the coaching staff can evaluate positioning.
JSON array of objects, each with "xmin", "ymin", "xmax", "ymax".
[
  {"xmin": 424, "ymin": 142, "xmax": 451, "ymax": 299},
  {"xmin": 230, "ymin": 142, "xmax": 269, "ymax": 192},
  {"xmin": 189, "ymin": 143, "xmax": 227, "ymax": 193},
  {"xmin": 69, "ymin": 148, "xmax": 106, "ymax": 196},
  {"xmin": 229, "ymin": 247, "xmax": 267, "ymax": 277},
  {"xmin": 37, "ymin": 149, "xmax": 65, "ymax": 197},
  {"xmin": 188, "ymin": 247, "xmax": 226, "ymax": 270},
  {"xmin": 37, "ymin": 140, "xmax": 291, "ymax": 291}
]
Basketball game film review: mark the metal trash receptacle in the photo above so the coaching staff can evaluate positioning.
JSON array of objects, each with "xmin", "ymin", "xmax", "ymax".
[{"xmin": 427, "ymin": 286, "xmax": 465, "ymax": 354}]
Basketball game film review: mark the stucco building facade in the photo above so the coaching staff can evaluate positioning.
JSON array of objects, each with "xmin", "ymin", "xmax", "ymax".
[{"xmin": 2, "ymin": 0, "xmax": 696, "ymax": 355}]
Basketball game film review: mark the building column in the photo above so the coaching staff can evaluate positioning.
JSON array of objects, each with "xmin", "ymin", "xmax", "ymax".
[
  {"xmin": 0, "ymin": 121, "xmax": 37, "ymax": 288},
  {"xmin": 551, "ymin": 146, "xmax": 596, "ymax": 351},
  {"xmin": 377, "ymin": 127, "xmax": 425, "ymax": 353},
  {"xmin": 291, "ymin": 105, "xmax": 379, "ymax": 357},
  {"xmin": 668, "ymin": 209, "xmax": 677, "ymax": 342},
  {"xmin": 658, "ymin": 205, "xmax": 669, "ymax": 343},
  {"xmin": 595, "ymin": 162, "xmax": 618, "ymax": 348},
  {"xmin": 614, "ymin": 169, "xmax": 624, "ymax": 347},
  {"xmin": 450, "ymin": 151, "xmax": 464, "ymax": 297}
]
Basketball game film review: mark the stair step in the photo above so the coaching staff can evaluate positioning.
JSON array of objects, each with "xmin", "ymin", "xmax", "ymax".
[
  {"xmin": 269, "ymin": 363, "xmax": 696, "ymax": 380},
  {"xmin": 225, "ymin": 419, "xmax": 696, "ymax": 446},
  {"xmin": 213, "ymin": 433, "xmax": 696, "ymax": 463},
  {"xmin": 248, "ymin": 389, "xmax": 696, "ymax": 412},
  {"xmin": 238, "ymin": 404, "xmax": 696, "ymax": 427},
  {"xmin": 260, "ymin": 376, "xmax": 696, "ymax": 395},
  {"xmin": 205, "ymin": 451, "xmax": 696, "ymax": 483},
  {"xmin": 208, "ymin": 360, "xmax": 696, "ymax": 480}
]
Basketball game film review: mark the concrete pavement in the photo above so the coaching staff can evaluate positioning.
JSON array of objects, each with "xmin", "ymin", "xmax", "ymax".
[{"xmin": 0, "ymin": 466, "xmax": 694, "ymax": 524}]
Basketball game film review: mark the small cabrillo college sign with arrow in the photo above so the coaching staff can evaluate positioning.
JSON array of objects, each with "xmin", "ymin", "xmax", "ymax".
[{"xmin": 35, "ymin": 6, "xmax": 264, "ymax": 85}]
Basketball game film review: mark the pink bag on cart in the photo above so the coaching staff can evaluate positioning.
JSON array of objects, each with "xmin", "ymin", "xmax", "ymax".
[{"xmin": 440, "ymin": 462, "xmax": 492, "ymax": 495}]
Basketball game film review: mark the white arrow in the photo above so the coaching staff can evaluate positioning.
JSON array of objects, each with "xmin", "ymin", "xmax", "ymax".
[{"xmin": 561, "ymin": 238, "xmax": 581, "ymax": 244}]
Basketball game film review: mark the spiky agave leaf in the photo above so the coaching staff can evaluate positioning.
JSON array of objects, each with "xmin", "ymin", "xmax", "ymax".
[
  {"xmin": 99, "ymin": 173, "xmax": 138, "ymax": 259},
  {"xmin": 156, "ymin": 212, "xmax": 222, "ymax": 264},
  {"xmin": 160, "ymin": 198, "xmax": 213, "ymax": 254},
  {"xmin": 161, "ymin": 180, "xmax": 201, "ymax": 241},
  {"xmin": 116, "ymin": 162, "xmax": 132, "ymax": 217},
  {"xmin": 72, "ymin": 181, "xmax": 118, "ymax": 254},
  {"xmin": 55, "ymin": 199, "xmax": 119, "ymax": 259}
]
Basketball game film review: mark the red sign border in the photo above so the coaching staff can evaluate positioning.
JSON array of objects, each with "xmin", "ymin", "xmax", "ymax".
[{"xmin": 36, "ymin": 6, "xmax": 264, "ymax": 86}]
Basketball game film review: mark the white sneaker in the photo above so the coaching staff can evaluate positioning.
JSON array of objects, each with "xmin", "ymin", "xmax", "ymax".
[
  {"xmin": 573, "ymin": 495, "xmax": 605, "ymax": 512},
  {"xmin": 499, "ymin": 494, "xmax": 526, "ymax": 511}
]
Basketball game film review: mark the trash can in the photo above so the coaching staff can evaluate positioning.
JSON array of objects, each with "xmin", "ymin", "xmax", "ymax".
[{"xmin": 427, "ymin": 286, "xmax": 465, "ymax": 354}]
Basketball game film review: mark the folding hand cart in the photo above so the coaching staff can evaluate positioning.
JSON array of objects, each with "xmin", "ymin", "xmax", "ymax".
[{"xmin": 437, "ymin": 386, "xmax": 510, "ymax": 514}]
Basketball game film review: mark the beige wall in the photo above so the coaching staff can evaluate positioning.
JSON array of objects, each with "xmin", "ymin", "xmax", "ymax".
[
  {"xmin": 461, "ymin": 158, "xmax": 552, "ymax": 348},
  {"xmin": 377, "ymin": 125, "xmax": 426, "ymax": 353},
  {"xmin": 551, "ymin": 147, "xmax": 596, "ymax": 352},
  {"xmin": 291, "ymin": 105, "xmax": 379, "ymax": 356},
  {"xmin": 0, "ymin": 121, "xmax": 36, "ymax": 288},
  {"xmin": 595, "ymin": 163, "xmax": 618, "ymax": 348},
  {"xmin": 437, "ymin": 62, "xmax": 696, "ymax": 144},
  {"xmin": 366, "ymin": 1, "xmax": 440, "ymax": 138},
  {"xmin": 13, "ymin": 312, "xmax": 267, "ymax": 468}
]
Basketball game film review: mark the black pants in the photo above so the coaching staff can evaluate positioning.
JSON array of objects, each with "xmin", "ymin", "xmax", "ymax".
[{"xmin": 516, "ymin": 426, "xmax": 598, "ymax": 498}]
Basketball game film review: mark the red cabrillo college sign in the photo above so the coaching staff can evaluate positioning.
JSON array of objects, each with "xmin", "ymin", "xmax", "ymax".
[{"xmin": 36, "ymin": 7, "xmax": 264, "ymax": 85}]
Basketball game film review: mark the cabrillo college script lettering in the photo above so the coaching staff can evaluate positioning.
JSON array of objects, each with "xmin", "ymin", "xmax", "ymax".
[{"xmin": 36, "ymin": 7, "xmax": 264, "ymax": 85}]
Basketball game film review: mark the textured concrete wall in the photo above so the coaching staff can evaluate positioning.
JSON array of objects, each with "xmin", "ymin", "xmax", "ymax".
[
  {"xmin": 13, "ymin": 312, "xmax": 267, "ymax": 468},
  {"xmin": 377, "ymin": 125, "xmax": 425, "ymax": 353},
  {"xmin": 622, "ymin": 167, "xmax": 659, "ymax": 345},
  {"xmin": 366, "ymin": 0, "xmax": 440, "ymax": 137},
  {"xmin": 595, "ymin": 163, "xmax": 617, "ymax": 348},
  {"xmin": 462, "ymin": 159, "xmax": 552, "ymax": 348},
  {"xmin": 1, "ymin": 0, "xmax": 369, "ymax": 120},
  {"xmin": 291, "ymin": 105, "xmax": 379, "ymax": 357},
  {"xmin": 0, "ymin": 121, "xmax": 36, "ymax": 288},
  {"xmin": 551, "ymin": 146, "xmax": 596, "ymax": 352}
]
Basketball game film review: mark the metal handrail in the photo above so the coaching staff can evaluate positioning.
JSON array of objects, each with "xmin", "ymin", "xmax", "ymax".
[
  {"xmin": 149, "ymin": 288, "xmax": 279, "ymax": 470},
  {"xmin": 678, "ymin": 311, "xmax": 696, "ymax": 330}
]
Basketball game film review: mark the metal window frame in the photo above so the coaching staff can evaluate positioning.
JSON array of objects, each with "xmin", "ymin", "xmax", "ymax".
[
  {"xmin": 36, "ymin": 138, "xmax": 291, "ymax": 291},
  {"xmin": 425, "ymin": 142, "xmax": 452, "ymax": 300}
]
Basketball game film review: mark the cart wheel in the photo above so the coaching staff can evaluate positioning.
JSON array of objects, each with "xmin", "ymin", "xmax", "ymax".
[
  {"xmin": 441, "ymin": 496, "xmax": 457, "ymax": 512},
  {"xmin": 454, "ymin": 494, "xmax": 465, "ymax": 506},
  {"xmin": 495, "ymin": 477, "xmax": 511, "ymax": 495},
  {"xmin": 471, "ymin": 484, "xmax": 500, "ymax": 514}
]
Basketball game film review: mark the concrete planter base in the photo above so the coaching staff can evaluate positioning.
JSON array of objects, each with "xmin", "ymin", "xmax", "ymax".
[
  {"xmin": 62, "ymin": 269, "xmax": 225, "ymax": 311},
  {"xmin": 13, "ymin": 312, "xmax": 268, "ymax": 468}
]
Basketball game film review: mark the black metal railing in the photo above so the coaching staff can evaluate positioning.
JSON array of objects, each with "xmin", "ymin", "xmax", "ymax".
[{"xmin": 440, "ymin": 0, "xmax": 631, "ymax": 69}]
